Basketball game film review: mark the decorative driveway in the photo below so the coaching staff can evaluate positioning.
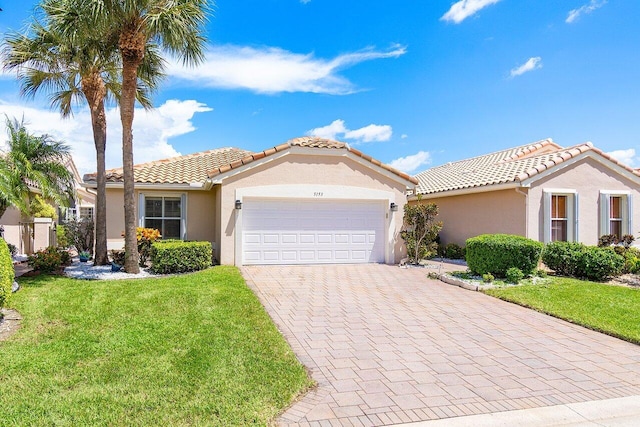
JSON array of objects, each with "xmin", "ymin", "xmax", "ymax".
[{"xmin": 241, "ymin": 264, "xmax": 640, "ymax": 427}]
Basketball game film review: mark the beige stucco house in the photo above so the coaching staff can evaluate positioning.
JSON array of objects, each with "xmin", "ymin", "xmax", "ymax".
[
  {"xmin": 84, "ymin": 137, "xmax": 417, "ymax": 266},
  {"xmin": 413, "ymin": 139, "xmax": 640, "ymax": 246}
]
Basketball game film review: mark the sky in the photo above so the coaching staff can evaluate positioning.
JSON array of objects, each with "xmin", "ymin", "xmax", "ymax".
[{"xmin": 0, "ymin": 0, "xmax": 639, "ymax": 176}]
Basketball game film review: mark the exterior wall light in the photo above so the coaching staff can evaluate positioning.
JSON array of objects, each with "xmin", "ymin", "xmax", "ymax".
[
  {"xmin": 235, "ymin": 200, "xmax": 242, "ymax": 210},
  {"xmin": 390, "ymin": 202, "xmax": 398, "ymax": 212}
]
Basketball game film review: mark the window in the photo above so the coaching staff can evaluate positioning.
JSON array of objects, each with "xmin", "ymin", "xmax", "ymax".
[
  {"xmin": 600, "ymin": 192, "xmax": 633, "ymax": 239},
  {"xmin": 544, "ymin": 190, "xmax": 578, "ymax": 243},
  {"xmin": 79, "ymin": 207, "xmax": 94, "ymax": 220},
  {"xmin": 141, "ymin": 195, "xmax": 185, "ymax": 240}
]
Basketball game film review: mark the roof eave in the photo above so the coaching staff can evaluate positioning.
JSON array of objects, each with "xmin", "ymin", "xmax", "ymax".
[{"xmin": 409, "ymin": 181, "xmax": 520, "ymax": 201}]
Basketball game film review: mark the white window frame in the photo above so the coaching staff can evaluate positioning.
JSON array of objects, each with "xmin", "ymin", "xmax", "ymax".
[
  {"xmin": 79, "ymin": 207, "xmax": 94, "ymax": 220},
  {"xmin": 599, "ymin": 191, "xmax": 633, "ymax": 238},
  {"xmin": 138, "ymin": 193, "xmax": 187, "ymax": 240},
  {"xmin": 543, "ymin": 189, "xmax": 578, "ymax": 243}
]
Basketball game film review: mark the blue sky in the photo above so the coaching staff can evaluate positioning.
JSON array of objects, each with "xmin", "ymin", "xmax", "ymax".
[{"xmin": 0, "ymin": 0, "xmax": 639, "ymax": 176}]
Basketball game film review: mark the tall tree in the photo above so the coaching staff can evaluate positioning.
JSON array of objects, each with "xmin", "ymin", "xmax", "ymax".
[
  {"xmin": 0, "ymin": 117, "xmax": 75, "ymax": 219},
  {"xmin": 70, "ymin": 0, "xmax": 210, "ymax": 273},
  {"xmin": 3, "ymin": 0, "xmax": 162, "ymax": 265}
]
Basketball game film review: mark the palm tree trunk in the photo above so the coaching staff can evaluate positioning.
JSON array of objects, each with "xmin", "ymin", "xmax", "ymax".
[{"xmin": 84, "ymin": 73, "xmax": 109, "ymax": 265}]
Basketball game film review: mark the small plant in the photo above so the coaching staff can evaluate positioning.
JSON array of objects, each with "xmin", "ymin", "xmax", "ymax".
[
  {"xmin": 78, "ymin": 250, "xmax": 91, "ymax": 261},
  {"xmin": 535, "ymin": 268, "xmax": 548, "ymax": 278},
  {"xmin": 27, "ymin": 246, "xmax": 69, "ymax": 273},
  {"xmin": 505, "ymin": 267, "xmax": 524, "ymax": 284},
  {"xmin": 65, "ymin": 217, "xmax": 94, "ymax": 255},
  {"xmin": 110, "ymin": 249, "xmax": 126, "ymax": 266},
  {"xmin": 620, "ymin": 234, "xmax": 635, "ymax": 249},
  {"xmin": 7, "ymin": 243, "xmax": 18, "ymax": 257},
  {"xmin": 56, "ymin": 225, "xmax": 71, "ymax": 248},
  {"xmin": 426, "ymin": 272, "xmax": 439, "ymax": 280},
  {"xmin": 598, "ymin": 234, "xmax": 618, "ymax": 247},
  {"xmin": 135, "ymin": 227, "xmax": 161, "ymax": 267},
  {"xmin": 482, "ymin": 273, "xmax": 494, "ymax": 283},
  {"xmin": 443, "ymin": 243, "xmax": 465, "ymax": 260}
]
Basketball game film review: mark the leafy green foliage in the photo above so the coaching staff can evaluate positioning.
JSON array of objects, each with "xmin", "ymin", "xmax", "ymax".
[
  {"xmin": 439, "ymin": 242, "xmax": 466, "ymax": 259},
  {"xmin": 578, "ymin": 247, "xmax": 624, "ymax": 281},
  {"xmin": 401, "ymin": 200, "xmax": 442, "ymax": 264},
  {"xmin": 1, "ymin": 267, "xmax": 311, "ymax": 425},
  {"xmin": 505, "ymin": 267, "xmax": 524, "ymax": 284},
  {"xmin": 30, "ymin": 195, "xmax": 58, "ymax": 219},
  {"xmin": 542, "ymin": 241, "xmax": 586, "ymax": 277},
  {"xmin": 110, "ymin": 249, "xmax": 126, "ymax": 266},
  {"xmin": 465, "ymin": 234, "xmax": 543, "ymax": 277},
  {"xmin": 56, "ymin": 225, "xmax": 70, "ymax": 249},
  {"xmin": 542, "ymin": 242, "xmax": 624, "ymax": 281},
  {"xmin": 27, "ymin": 246, "xmax": 71, "ymax": 273},
  {"xmin": 136, "ymin": 227, "xmax": 161, "ymax": 266},
  {"xmin": 7, "ymin": 243, "xmax": 18, "ymax": 257},
  {"xmin": 482, "ymin": 273, "xmax": 494, "ymax": 283},
  {"xmin": 150, "ymin": 241, "xmax": 212, "ymax": 274},
  {"xmin": 623, "ymin": 247, "xmax": 640, "ymax": 274},
  {"xmin": 484, "ymin": 277, "xmax": 640, "ymax": 344},
  {"xmin": 0, "ymin": 238, "xmax": 14, "ymax": 312}
]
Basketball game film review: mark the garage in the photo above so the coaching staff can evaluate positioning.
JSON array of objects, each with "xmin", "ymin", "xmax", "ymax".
[{"xmin": 241, "ymin": 198, "xmax": 385, "ymax": 265}]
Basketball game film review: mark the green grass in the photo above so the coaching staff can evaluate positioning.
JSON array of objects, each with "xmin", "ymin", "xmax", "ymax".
[
  {"xmin": 0, "ymin": 267, "xmax": 312, "ymax": 426},
  {"xmin": 484, "ymin": 277, "xmax": 640, "ymax": 344}
]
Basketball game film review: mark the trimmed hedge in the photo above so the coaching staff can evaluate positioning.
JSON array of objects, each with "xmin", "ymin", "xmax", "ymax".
[
  {"xmin": 466, "ymin": 234, "xmax": 543, "ymax": 277},
  {"xmin": 542, "ymin": 241, "xmax": 625, "ymax": 281},
  {"xmin": 150, "ymin": 241, "xmax": 212, "ymax": 274},
  {"xmin": 0, "ymin": 238, "xmax": 15, "ymax": 312}
]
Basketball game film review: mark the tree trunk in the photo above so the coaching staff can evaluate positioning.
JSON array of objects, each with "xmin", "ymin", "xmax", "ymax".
[
  {"xmin": 83, "ymin": 71, "xmax": 109, "ymax": 265},
  {"xmin": 119, "ymin": 25, "xmax": 146, "ymax": 274}
]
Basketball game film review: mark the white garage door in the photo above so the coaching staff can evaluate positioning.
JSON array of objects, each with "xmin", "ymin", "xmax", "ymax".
[{"xmin": 242, "ymin": 198, "xmax": 385, "ymax": 265}]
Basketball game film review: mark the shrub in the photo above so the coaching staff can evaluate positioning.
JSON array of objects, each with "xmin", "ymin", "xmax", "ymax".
[
  {"xmin": 7, "ymin": 243, "xmax": 18, "ymax": 257},
  {"xmin": 65, "ymin": 218, "xmax": 94, "ymax": 255},
  {"xmin": 598, "ymin": 234, "xmax": 618, "ymax": 247},
  {"xmin": 27, "ymin": 246, "xmax": 70, "ymax": 273},
  {"xmin": 30, "ymin": 195, "xmax": 57, "ymax": 219},
  {"xmin": 465, "ymin": 234, "xmax": 543, "ymax": 277},
  {"xmin": 0, "ymin": 238, "xmax": 14, "ymax": 313},
  {"xmin": 56, "ymin": 225, "xmax": 71, "ymax": 249},
  {"xmin": 505, "ymin": 267, "xmax": 524, "ymax": 284},
  {"xmin": 623, "ymin": 247, "xmax": 640, "ymax": 274},
  {"xmin": 620, "ymin": 234, "xmax": 635, "ymax": 249},
  {"xmin": 136, "ymin": 228, "xmax": 162, "ymax": 267},
  {"xmin": 150, "ymin": 241, "xmax": 212, "ymax": 274},
  {"xmin": 541, "ymin": 242, "xmax": 586, "ymax": 277},
  {"xmin": 110, "ymin": 249, "xmax": 126, "ymax": 266},
  {"xmin": 443, "ymin": 243, "xmax": 465, "ymax": 260},
  {"xmin": 577, "ymin": 247, "xmax": 624, "ymax": 281},
  {"xmin": 535, "ymin": 268, "xmax": 548, "ymax": 278},
  {"xmin": 401, "ymin": 199, "xmax": 442, "ymax": 264},
  {"xmin": 482, "ymin": 273, "xmax": 494, "ymax": 283}
]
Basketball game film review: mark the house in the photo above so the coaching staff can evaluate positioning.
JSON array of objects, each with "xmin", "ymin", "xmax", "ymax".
[
  {"xmin": 412, "ymin": 139, "xmax": 640, "ymax": 246},
  {"xmin": 0, "ymin": 156, "xmax": 94, "ymax": 254},
  {"xmin": 84, "ymin": 137, "xmax": 417, "ymax": 265}
]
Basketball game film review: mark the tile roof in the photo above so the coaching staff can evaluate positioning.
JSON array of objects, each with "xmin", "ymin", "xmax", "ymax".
[
  {"xmin": 209, "ymin": 137, "xmax": 418, "ymax": 185},
  {"xmin": 83, "ymin": 147, "xmax": 253, "ymax": 184},
  {"xmin": 415, "ymin": 139, "xmax": 640, "ymax": 195},
  {"xmin": 83, "ymin": 137, "xmax": 418, "ymax": 186}
]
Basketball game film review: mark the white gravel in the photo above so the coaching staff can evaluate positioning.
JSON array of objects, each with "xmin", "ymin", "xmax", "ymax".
[{"xmin": 64, "ymin": 260, "xmax": 156, "ymax": 280}]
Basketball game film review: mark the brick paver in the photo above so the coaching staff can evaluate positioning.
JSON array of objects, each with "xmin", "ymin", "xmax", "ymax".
[{"xmin": 241, "ymin": 264, "xmax": 640, "ymax": 426}]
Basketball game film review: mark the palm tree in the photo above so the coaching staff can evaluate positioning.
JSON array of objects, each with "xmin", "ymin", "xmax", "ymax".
[
  {"xmin": 52, "ymin": 0, "xmax": 210, "ymax": 273},
  {"xmin": 3, "ymin": 1, "xmax": 162, "ymax": 265},
  {"xmin": 0, "ymin": 117, "xmax": 75, "ymax": 220}
]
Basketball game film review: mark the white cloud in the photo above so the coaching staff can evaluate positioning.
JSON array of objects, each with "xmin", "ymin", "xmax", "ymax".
[
  {"xmin": 307, "ymin": 119, "xmax": 393, "ymax": 144},
  {"xmin": 0, "ymin": 99, "xmax": 212, "ymax": 176},
  {"xmin": 300, "ymin": 0, "xmax": 311, "ymax": 3},
  {"xmin": 566, "ymin": 0, "xmax": 606, "ymax": 24},
  {"xmin": 510, "ymin": 57, "xmax": 542, "ymax": 77},
  {"xmin": 166, "ymin": 44, "xmax": 407, "ymax": 95},
  {"xmin": 388, "ymin": 151, "xmax": 432, "ymax": 173},
  {"xmin": 441, "ymin": 0, "xmax": 501, "ymax": 24},
  {"xmin": 401, "ymin": 134, "xmax": 408, "ymax": 139},
  {"xmin": 607, "ymin": 148, "xmax": 639, "ymax": 167}
]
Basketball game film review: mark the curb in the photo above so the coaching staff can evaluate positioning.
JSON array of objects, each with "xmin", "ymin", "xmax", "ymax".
[{"xmin": 438, "ymin": 274, "xmax": 479, "ymax": 291}]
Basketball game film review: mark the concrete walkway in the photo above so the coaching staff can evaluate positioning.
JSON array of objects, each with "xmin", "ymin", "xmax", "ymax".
[{"xmin": 242, "ymin": 264, "xmax": 640, "ymax": 427}]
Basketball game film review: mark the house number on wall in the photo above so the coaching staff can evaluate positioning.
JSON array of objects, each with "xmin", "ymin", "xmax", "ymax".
[{"xmin": 313, "ymin": 192, "xmax": 324, "ymax": 197}]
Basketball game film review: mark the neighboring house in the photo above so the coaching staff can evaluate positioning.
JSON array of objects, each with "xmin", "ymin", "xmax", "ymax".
[
  {"xmin": 413, "ymin": 139, "xmax": 640, "ymax": 246},
  {"xmin": 0, "ymin": 156, "xmax": 93, "ymax": 254},
  {"xmin": 84, "ymin": 137, "xmax": 417, "ymax": 265}
]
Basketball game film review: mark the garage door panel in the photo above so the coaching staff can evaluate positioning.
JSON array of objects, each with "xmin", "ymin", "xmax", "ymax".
[{"xmin": 242, "ymin": 199, "xmax": 385, "ymax": 265}]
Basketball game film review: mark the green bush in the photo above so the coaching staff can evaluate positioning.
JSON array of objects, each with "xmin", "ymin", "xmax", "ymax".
[
  {"xmin": 465, "ymin": 234, "xmax": 543, "ymax": 277},
  {"xmin": 56, "ymin": 225, "xmax": 70, "ymax": 248},
  {"xmin": 150, "ymin": 241, "xmax": 212, "ymax": 274},
  {"xmin": 7, "ymin": 243, "xmax": 18, "ymax": 257},
  {"xmin": 110, "ymin": 249, "xmax": 126, "ymax": 266},
  {"xmin": 505, "ymin": 267, "xmax": 524, "ymax": 284},
  {"xmin": 623, "ymin": 247, "xmax": 640, "ymax": 274},
  {"xmin": 542, "ymin": 241, "xmax": 586, "ymax": 277},
  {"xmin": 30, "ymin": 195, "xmax": 57, "ymax": 219},
  {"xmin": 578, "ymin": 247, "xmax": 624, "ymax": 281},
  {"xmin": 442, "ymin": 243, "xmax": 465, "ymax": 260},
  {"xmin": 27, "ymin": 246, "xmax": 70, "ymax": 274},
  {"xmin": 482, "ymin": 273, "xmax": 494, "ymax": 283},
  {"xmin": 0, "ymin": 238, "xmax": 14, "ymax": 313}
]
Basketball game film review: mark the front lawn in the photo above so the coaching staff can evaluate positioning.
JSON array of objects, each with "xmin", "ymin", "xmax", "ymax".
[
  {"xmin": 484, "ymin": 277, "xmax": 640, "ymax": 344},
  {"xmin": 0, "ymin": 267, "xmax": 312, "ymax": 426}
]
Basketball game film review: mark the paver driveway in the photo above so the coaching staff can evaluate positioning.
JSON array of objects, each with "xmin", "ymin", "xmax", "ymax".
[{"xmin": 242, "ymin": 264, "xmax": 640, "ymax": 427}]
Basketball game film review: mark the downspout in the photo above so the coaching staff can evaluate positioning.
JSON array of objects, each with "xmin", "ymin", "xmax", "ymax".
[{"xmin": 515, "ymin": 188, "xmax": 528, "ymax": 239}]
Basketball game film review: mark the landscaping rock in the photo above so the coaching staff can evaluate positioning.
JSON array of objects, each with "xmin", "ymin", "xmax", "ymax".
[{"xmin": 12, "ymin": 281, "xmax": 19, "ymax": 293}]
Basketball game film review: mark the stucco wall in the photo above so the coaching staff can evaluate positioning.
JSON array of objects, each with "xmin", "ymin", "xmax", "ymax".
[
  {"xmin": 218, "ymin": 152, "xmax": 409, "ymax": 265},
  {"xmin": 418, "ymin": 189, "xmax": 526, "ymax": 246},
  {"xmin": 0, "ymin": 207, "xmax": 24, "ymax": 251},
  {"xmin": 528, "ymin": 156, "xmax": 640, "ymax": 245}
]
